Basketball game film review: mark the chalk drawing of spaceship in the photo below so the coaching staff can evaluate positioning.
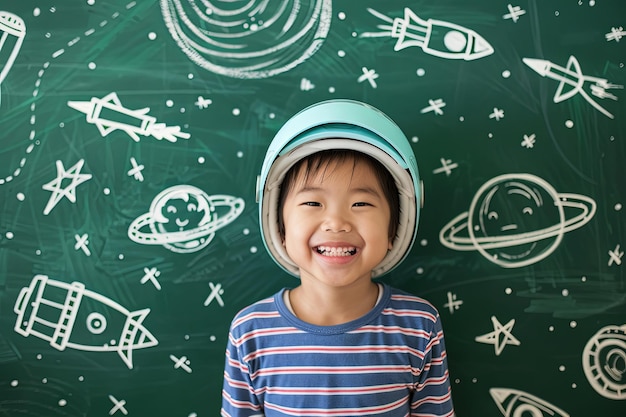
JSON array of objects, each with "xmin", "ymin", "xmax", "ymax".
[
  {"xmin": 14, "ymin": 275, "xmax": 158, "ymax": 369},
  {"xmin": 523, "ymin": 55, "xmax": 623, "ymax": 119},
  {"xmin": 490, "ymin": 388, "xmax": 570, "ymax": 417},
  {"xmin": 68, "ymin": 92, "xmax": 190, "ymax": 142},
  {"xmin": 0, "ymin": 11, "xmax": 25, "ymax": 88},
  {"xmin": 582, "ymin": 324, "xmax": 626, "ymax": 400},
  {"xmin": 362, "ymin": 7, "xmax": 494, "ymax": 61}
]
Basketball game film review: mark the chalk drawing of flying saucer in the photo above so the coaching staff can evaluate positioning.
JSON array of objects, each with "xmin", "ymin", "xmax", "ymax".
[
  {"xmin": 160, "ymin": 0, "xmax": 331, "ymax": 79},
  {"xmin": 582, "ymin": 324, "xmax": 626, "ymax": 400},
  {"xmin": 439, "ymin": 173, "xmax": 596, "ymax": 268},
  {"xmin": 128, "ymin": 185, "xmax": 244, "ymax": 253}
]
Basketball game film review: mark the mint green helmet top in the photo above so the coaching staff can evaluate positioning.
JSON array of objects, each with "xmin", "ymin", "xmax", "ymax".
[{"xmin": 257, "ymin": 99, "xmax": 421, "ymax": 277}]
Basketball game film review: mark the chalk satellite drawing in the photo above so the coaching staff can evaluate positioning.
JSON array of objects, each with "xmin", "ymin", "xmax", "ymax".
[
  {"xmin": 439, "ymin": 174, "xmax": 596, "ymax": 268},
  {"xmin": 582, "ymin": 324, "xmax": 626, "ymax": 400},
  {"xmin": 160, "ymin": 0, "xmax": 332, "ymax": 78},
  {"xmin": 14, "ymin": 275, "xmax": 158, "ymax": 369}
]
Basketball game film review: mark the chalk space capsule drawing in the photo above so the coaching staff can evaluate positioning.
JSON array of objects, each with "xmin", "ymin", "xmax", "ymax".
[
  {"xmin": 582, "ymin": 324, "xmax": 626, "ymax": 400},
  {"xmin": 439, "ymin": 174, "xmax": 596, "ymax": 268},
  {"xmin": 14, "ymin": 275, "xmax": 158, "ymax": 369}
]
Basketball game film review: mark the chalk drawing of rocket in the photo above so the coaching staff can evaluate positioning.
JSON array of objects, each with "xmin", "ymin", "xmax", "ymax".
[
  {"xmin": 361, "ymin": 7, "xmax": 494, "ymax": 61},
  {"xmin": 14, "ymin": 275, "xmax": 158, "ymax": 369}
]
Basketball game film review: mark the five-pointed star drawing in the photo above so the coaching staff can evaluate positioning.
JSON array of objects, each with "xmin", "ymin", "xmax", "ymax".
[
  {"xmin": 475, "ymin": 315, "xmax": 521, "ymax": 356},
  {"xmin": 42, "ymin": 159, "xmax": 92, "ymax": 215}
]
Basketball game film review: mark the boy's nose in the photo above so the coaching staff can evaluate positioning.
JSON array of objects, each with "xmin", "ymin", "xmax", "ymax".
[{"xmin": 322, "ymin": 210, "xmax": 352, "ymax": 233}]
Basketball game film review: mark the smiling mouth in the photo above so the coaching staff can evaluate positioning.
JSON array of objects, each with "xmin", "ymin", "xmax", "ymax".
[{"xmin": 315, "ymin": 246, "xmax": 357, "ymax": 256}]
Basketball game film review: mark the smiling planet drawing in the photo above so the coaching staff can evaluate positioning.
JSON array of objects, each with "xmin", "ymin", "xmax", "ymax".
[
  {"xmin": 439, "ymin": 173, "xmax": 596, "ymax": 268},
  {"xmin": 128, "ymin": 185, "xmax": 245, "ymax": 253}
]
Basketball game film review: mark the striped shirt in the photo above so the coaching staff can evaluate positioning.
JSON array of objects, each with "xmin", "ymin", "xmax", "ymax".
[{"xmin": 222, "ymin": 284, "xmax": 454, "ymax": 417}]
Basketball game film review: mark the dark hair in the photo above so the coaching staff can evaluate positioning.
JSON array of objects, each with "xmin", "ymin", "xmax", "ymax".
[{"xmin": 277, "ymin": 149, "xmax": 400, "ymax": 241}]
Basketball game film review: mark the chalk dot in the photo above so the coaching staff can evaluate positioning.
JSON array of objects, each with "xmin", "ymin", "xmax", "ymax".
[
  {"xmin": 411, "ymin": 136, "xmax": 419, "ymax": 143},
  {"xmin": 554, "ymin": 11, "xmax": 560, "ymax": 16},
  {"xmin": 589, "ymin": 0, "xmax": 595, "ymax": 6},
  {"xmin": 50, "ymin": 7, "xmax": 56, "ymax": 13},
  {"xmin": 420, "ymin": 239, "xmax": 428, "ymax": 246},
  {"xmin": 206, "ymin": 8, "xmax": 213, "ymax": 14},
  {"xmin": 549, "ymin": 326, "xmax": 555, "ymax": 331},
  {"xmin": 42, "ymin": 378, "xmax": 47, "ymax": 383},
  {"xmin": 459, "ymin": 116, "xmax": 465, "ymax": 122},
  {"xmin": 472, "ymin": 378, "xmax": 478, "ymax": 383},
  {"xmin": 559, "ymin": 365, "xmax": 566, "ymax": 371},
  {"xmin": 103, "ymin": 188, "xmax": 111, "ymax": 195},
  {"xmin": 198, "ymin": 156, "xmax": 205, "ymax": 164},
  {"xmin": 328, "ymin": 87, "xmax": 336, "ymax": 93},
  {"xmin": 88, "ymin": 62, "xmax": 96, "ymax": 70},
  {"xmin": 166, "ymin": 100, "xmax": 174, "ymax": 107},
  {"xmin": 562, "ymin": 289, "xmax": 569, "ymax": 296},
  {"xmin": 572, "ymin": 383, "xmax": 577, "ymax": 388},
  {"xmin": 210, "ymin": 335, "xmax": 216, "ymax": 342},
  {"xmin": 87, "ymin": 0, "xmax": 96, "ymax": 5},
  {"xmin": 243, "ymin": 228, "xmax": 250, "ymax": 235},
  {"xmin": 454, "ymin": 378, "xmax": 461, "ymax": 384},
  {"xmin": 59, "ymin": 122, "xmax": 65, "ymax": 128},
  {"xmin": 570, "ymin": 321, "xmax": 577, "ymax": 328},
  {"xmin": 187, "ymin": 73, "xmax": 194, "ymax": 79},
  {"xmin": 232, "ymin": 108, "xmax": 240, "ymax": 116},
  {"xmin": 36, "ymin": 354, "xmax": 43, "ymax": 360},
  {"xmin": 10, "ymin": 380, "xmax": 18, "ymax": 387},
  {"xmin": 337, "ymin": 50, "xmax": 346, "ymax": 57},
  {"xmin": 147, "ymin": 32, "xmax": 157, "ymax": 40},
  {"xmin": 581, "ymin": 276, "xmax": 587, "ymax": 282},
  {"xmin": 505, "ymin": 287, "xmax": 513, "ymax": 295},
  {"xmin": 338, "ymin": 12, "xmax": 346, "ymax": 20},
  {"xmin": 34, "ymin": 8, "xmax": 41, "ymax": 16},
  {"xmin": 5, "ymin": 232, "xmax": 14, "ymax": 239},
  {"xmin": 416, "ymin": 267, "xmax": 424, "ymax": 275},
  {"xmin": 351, "ymin": 32, "xmax": 357, "ymax": 37},
  {"xmin": 250, "ymin": 246, "xmax": 257, "ymax": 253},
  {"xmin": 236, "ymin": 151, "xmax": 244, "ymax": 158},
  {"xmin": 565, "ymin": 120, "xmax": 574, "ymax": 128},
  {"xmin": 502, "ymin": 70, "xmax": 511, "ymax": 78},
  {"xmin": 58, "ymin": 399, "xmax": 67, "ymax": 407},
  {"xmin": 268, "ymin": 113, "xmax": 275, "ymax": 119},
  {"xmin": 184, "ymin": 334, "xmax": 190, "ymax": 340},
  {"xmin": 416, "ymin": 68, "xmax": 425, "ymax": 76},
  {"xmin": 36, "ymin": 249, "xmax": 42, "ymax": 255},
  {"xmin": 17, "ymin": 193, "xmax": 25, "ymax": 201},
  {"xmin": 610, "ymin": 136, "xmax": 615, "ymax": 141},
  {"xmin": 189, "ymin": 413, "xmax": 198, "ymax": 417},
  {"xmin": 488, "ymin": 133, "xmax": 494, "ymax": 138},
  {"xmin": 615, "ymin": 203, "xmax": 622, "ymax": 211},
  {"xmin": 179, "ymin": 107, "xmax": 186, "ymax": 113},
  {"xmin": 118, "ymin": 254, "xmax": 125, "ymax": 260},
  {"xmin": 78, "ymin": 376, "xmax": 84, "ymax": 381},
  {"xmin": 45, "ymin": 32, "xmax": 51, "ymax": 38}
]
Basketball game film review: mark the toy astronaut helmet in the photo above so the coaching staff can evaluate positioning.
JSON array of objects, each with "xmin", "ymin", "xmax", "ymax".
[{"xmin": 257, "ymin": 99, "xmax": 422, "ymax": 277}]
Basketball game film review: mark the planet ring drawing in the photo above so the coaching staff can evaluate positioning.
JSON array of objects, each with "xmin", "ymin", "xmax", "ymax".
[
  {"xmin": 440, "ymin": 193, "xmax": 596, "ymax": 250},
  {"xmin": 128, "ymin": 194, "xmax": 244, "ymax": 245}
]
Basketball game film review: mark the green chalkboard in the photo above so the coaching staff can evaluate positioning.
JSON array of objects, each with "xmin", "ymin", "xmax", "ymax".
[{"xmin": 1, "ymin": 0, "xmax": 625, "ymax": 416}]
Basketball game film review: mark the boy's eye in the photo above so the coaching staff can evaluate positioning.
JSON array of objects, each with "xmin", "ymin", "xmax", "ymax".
[
  {"xmin": 302, "ymin": 201, "xmax": 321, "ymax": 207},
  {"xmin": 353, "ymin": 202, "xmax": 372, "ymax": 207}
]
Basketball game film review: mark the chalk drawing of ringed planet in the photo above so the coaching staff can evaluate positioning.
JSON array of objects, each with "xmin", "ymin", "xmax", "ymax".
[
  {"xmin": 439, "ymin": 173, "xmax": 596, "ymax": 268},
  {"xmin": 160, "ymin": 0, "xmax": 332, "ymax": 79},
  {"xmin": 128, "ymin": 185, "xmax": 244, "ymax": 253}
]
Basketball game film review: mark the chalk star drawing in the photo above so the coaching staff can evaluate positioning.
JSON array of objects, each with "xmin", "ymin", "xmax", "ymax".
[
  {"xmin": 521, "ymin": 134, "xmax": 536, "ymax": 148},
  {"xmin": 160, "ymin": 0, "xmax": 332, "ymax": 79},
  {"xmin": 14, "ymin": 275, "xmax": 158, "ymax": 369},
  {"xmin": 204, "ymin": 282, "xmax": 225, "ymax": 307},
  {"xmin": 141, "ymin": 267, "xmax": 162, "ymax": 290},
  {"xmin": 362, "ymin": 7, "xmax": 493, "ymax": 61},
  {"xmin": 42, "ymin": 159, "xmax": 92, "ymax": 215},
  {"xmin": 606, "ymin": 26, "xmax": 626, "ymax": 42},
  {"xmin": 170, "ymin": 354, "xmax": 192, "ymax": 373},
  {"xmin": 475, "ymin": 316, "xmax": 521, "ymax": 356},
  {"xmin": 108, "ymin": 395, "xmax": 128, "ymax": 416},
  {"xmin": 74, "ymin": 233, "xmax": 91, "ymax": 256},
  {"xmin": 608, "ymin": 244, "xmax": 623, "ymax": 266},
  {"xmin": 421, "ymin": 98, "xmax": 446, "ymax": 115},
  {"xmin": 502, "ymin": 4, "xmax": 526, "ymax": 23},
  {"xmin": 358, "ymin": 67, "xmax": 379, "ymax": 88},
  {"xmin": 127, "ymin": 157, "xmax": 144, "ymax": 182},
  {"xmin": 443, "ymin": 291, "xmax": 463, "ymax": 314},
  {"xmin": 68, "ymin": 92, "xmax": 190, "ymax": 142},
  {"xmin": 439, "ymin": 173, "xmax": 596, "ymax": 268},
  {"xmin": 523, "ymin": 55, "xmax": 623, "ymax": 119},
  {"xmin": 489, "ymin": 107, "xmax": 505, "ymax": 121},
  {"xmin": 433, "ymin": 158, "xmax": 458, "ymax": 176},
  {"xmin": 194, "ymin": 96, "xmax": 212, "ymax": 109}
]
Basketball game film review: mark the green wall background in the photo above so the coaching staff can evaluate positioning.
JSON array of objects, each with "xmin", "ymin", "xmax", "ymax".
[{"xmin": 1, "ymin": 0, "xmax": 624, "ymax": 416}]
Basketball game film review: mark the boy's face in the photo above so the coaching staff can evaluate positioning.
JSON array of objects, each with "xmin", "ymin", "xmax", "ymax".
[{"xmin": 281, "ymin": 156, "xmax": 392, "ymax": 288}]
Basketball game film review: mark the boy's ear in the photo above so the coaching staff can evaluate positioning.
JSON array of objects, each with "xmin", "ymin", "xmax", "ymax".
[{"xmin": 388, "ymin": 239, "xmax": 393, "ymax": 251}]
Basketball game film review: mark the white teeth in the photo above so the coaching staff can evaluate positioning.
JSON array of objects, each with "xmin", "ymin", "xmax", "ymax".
[{"xmin": 316, "ymin": 246, "xmax": 357, "ymax": 256}]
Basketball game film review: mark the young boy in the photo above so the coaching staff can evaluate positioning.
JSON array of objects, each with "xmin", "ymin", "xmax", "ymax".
[{"xmin": 222, "ymin": 100, "xmax": 454, "ymax": 416}]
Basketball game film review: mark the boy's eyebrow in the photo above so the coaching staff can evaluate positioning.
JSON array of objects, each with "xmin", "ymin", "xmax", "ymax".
[{"xmin": 295, "ymin": 184, "xmax": 384, "ymax": 197}]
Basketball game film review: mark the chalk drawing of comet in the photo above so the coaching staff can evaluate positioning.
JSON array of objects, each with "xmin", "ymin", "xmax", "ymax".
[{"xmin": 14, "ymin": 275, "xmax": 158, "ymax": 369}]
